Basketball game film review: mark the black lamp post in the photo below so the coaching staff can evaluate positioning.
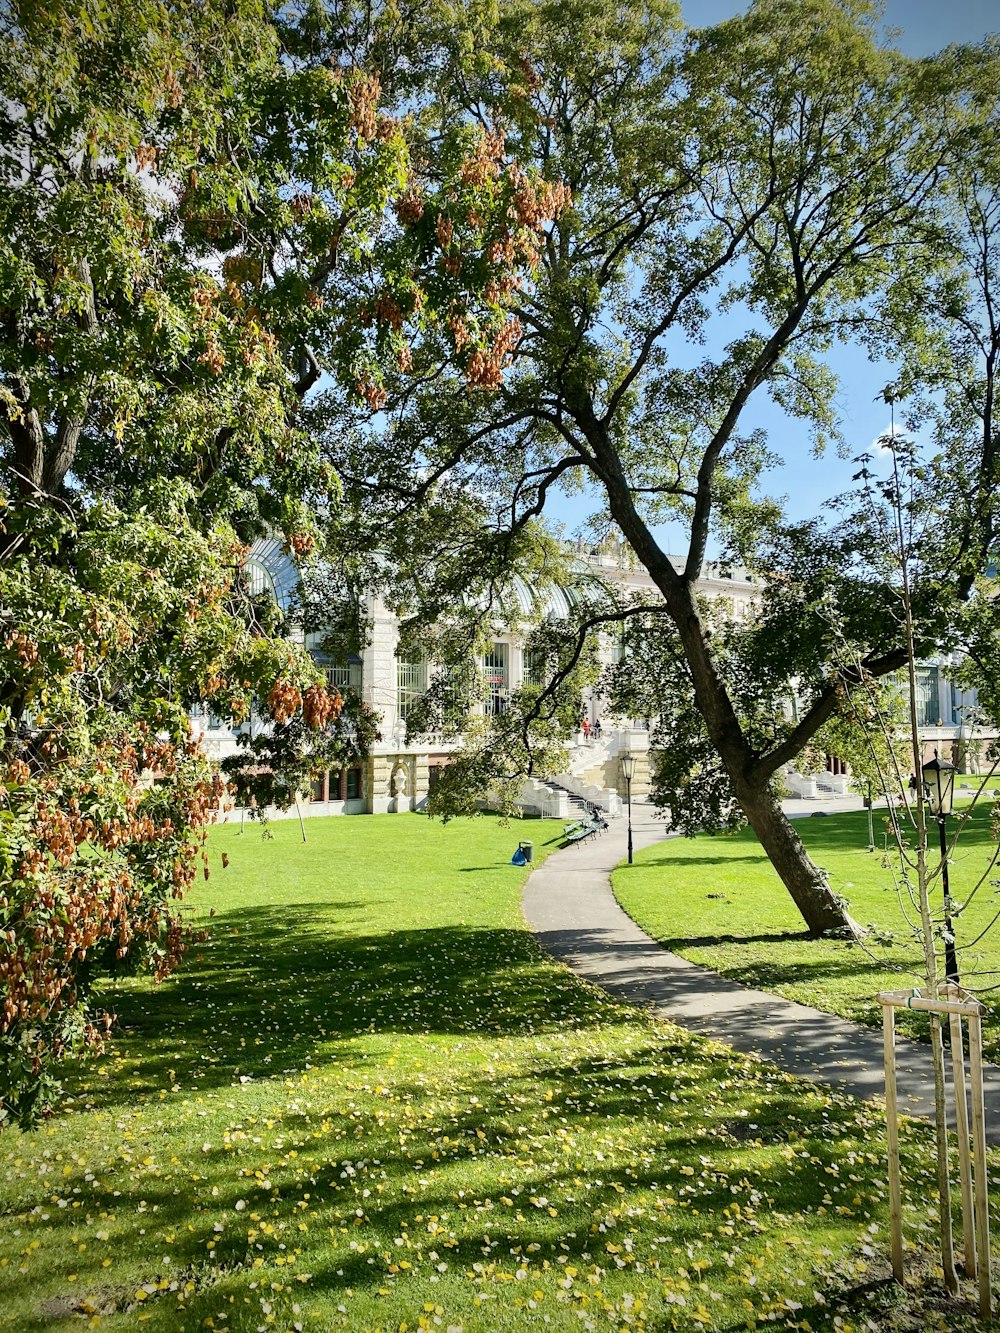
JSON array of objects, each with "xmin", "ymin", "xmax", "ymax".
[
  {"xmin": 864, "ymin": 779, "xmax": 875, "ymax": 853},
  {"xmin": 620, "ymin": 754, "xmax": 637, "ymax": 865},
  {"xmin": 922, "ymin": 749, "xmax": 958, "ymax": 985}
]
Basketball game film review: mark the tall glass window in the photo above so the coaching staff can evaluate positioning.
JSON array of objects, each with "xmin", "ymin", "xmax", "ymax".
[
  {"xmin": 304, "ymin": 634, "xmax": 363, "ymax": 693},
  {"xmin": 322, "ymin": 659, "xmax": 363, "ymax": 692},
  {"xmin": 397, "ymin": 658, "xmax": 427, "ymax": 720},
  {"xmin": 522, "ymin": 648, "xmax": 547, "ymax": 687},
  {"xmin": 483, "ymin": 642, "xmax": 509, "ymax": 715},
  {"xmin": 914, "ymin": 665, "xmax": 942, "ymax": 727}
]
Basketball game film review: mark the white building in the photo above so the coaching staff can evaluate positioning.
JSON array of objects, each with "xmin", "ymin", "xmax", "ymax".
[{"xmin": 197, "ymin": 535, "xmax": 991, "ymax": 818}]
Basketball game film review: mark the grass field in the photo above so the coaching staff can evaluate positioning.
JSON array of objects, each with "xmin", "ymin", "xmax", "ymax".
[
  {"xmin": 0, "ymin": 813, "xmax": 993, "ymax": 1332},
  {"xmin": 613, "ymin": 800, "xmax": 1000, "ymax": 1055}
]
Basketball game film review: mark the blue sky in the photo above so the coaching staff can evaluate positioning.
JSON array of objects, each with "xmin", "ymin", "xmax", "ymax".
[{"xmin": 545, "ymin": 0, "xmax": 999, "ymax": 551}]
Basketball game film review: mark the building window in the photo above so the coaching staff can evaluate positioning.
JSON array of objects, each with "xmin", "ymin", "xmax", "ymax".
[
  {"xmin": 323, "ymin": 659, "xmax": 363, "ymax": 692},
  {"xmin": 310, "ymin": 771, "xmax": 328, "ymax": 802},
  {"xmin": 345, "ymin": 767, "xmax": 362, "ymax": 800},
  {"xmin": 522, "ymin": 649, "xmax": 547, "ymax": 687},
  {"xmin": 483, "ymin": 642, "xmax": 508, "ymax": 715},
  {"xmin": 914, "ymin": 666, "xmax": 942, "ymax": 728},
  {"xmin": 397, "ymin": 658, "xmax": 427, "ymax": 720},
  {"xmin": 304, "ymin": 635, "xmax": 363, "ymax": 693},
  {"xmin": 246, "ymin": 560, "xmax": 277, "ymax": 602},
  {"xmin": 191, "ymin": 702, "xmax": 233, "ymax": 731}
]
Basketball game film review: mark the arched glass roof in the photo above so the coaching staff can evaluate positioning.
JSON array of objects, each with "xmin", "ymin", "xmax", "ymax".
[{"xmin": 245, "ymin": 537, "xmax": 300, "ymax": 614}]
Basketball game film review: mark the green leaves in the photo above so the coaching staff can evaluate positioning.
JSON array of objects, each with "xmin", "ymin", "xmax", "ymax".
[{"xmin": 0, "ymin": 0, "xmax": 562, "ymax": 1116}]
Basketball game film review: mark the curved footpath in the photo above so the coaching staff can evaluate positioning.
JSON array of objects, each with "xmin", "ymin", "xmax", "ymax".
[{"xmin": 522, "ymin": 801, "xmax": 1000, "ymax": 1143}]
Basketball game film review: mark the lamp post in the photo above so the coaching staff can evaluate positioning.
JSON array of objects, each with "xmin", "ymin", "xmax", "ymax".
[
  {"xmin": 620, "ymin": 754, "xmax": 637, "ymax": 865},
  {"xmin": 864, "ymin": 779, "xmax": 875, "ymax": 853},
  {"xmin": 922, "ymin": 750, "xmax": 958, "ymax": 985}
]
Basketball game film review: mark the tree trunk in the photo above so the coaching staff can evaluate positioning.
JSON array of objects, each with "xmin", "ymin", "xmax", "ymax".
[
  {"xmin": 734, "ymin": 776, "xmax": 856, "ymax": 936},
  {"xmin": 667, "ymin": 577, "xmax": 857, "ymax": 937},
  {"xmin": 583, "ymin": 415, "xmax": 858, "ymax": 938}
]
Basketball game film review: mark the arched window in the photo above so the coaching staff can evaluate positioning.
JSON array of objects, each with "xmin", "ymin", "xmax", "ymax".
[{"xmin": 246, "ymin": 559, "xmax": 277, "ymax": 604}]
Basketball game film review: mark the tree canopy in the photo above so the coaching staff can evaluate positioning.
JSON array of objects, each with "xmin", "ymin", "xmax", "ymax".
[
  {"xmin": 332, "ymin": 0, "xmax": 1000, "ymax": 935},
  {"xmin": 0, "ymin": 0, "xmax": 564, "ymax": 1122},
  {"xmin": 5, "ymin": 0, "xmax": 1000, "ymax": 1118}
]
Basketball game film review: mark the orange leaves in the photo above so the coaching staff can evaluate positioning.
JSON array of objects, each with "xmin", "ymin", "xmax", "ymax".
[
  {"xmin": 163, "ymin": 67, "xmax": 183, "ymax": 110},
  {"xmin": 466, "ymin": 318, "xmax": 523, "ymax": 390},
  {"xmin": 264, "ymin": 678, "xmax": 343, "ymax": 730},
  {"xmin": 301, "ymin": 684, "xmax": 343, "ymax": 730},
  {"xmin": 355, "ymin": 379, "xmax": 388, "ymax": 411},
  {"xmin": 507, "ymin": 169, "xmax": 572, "ymax": 230},
  {"xmin": 1, "ymin": 727, "xmax": 222, "ymax": 1121},
  {"xmin": 199, "ymin": 340, "xmax": 226, "ymax": 375},
  {"xmin": 348, "ymin": 71, "xmax": 381, "ymax": 141},
  {"xmin": 286, "ymin": 531, "xmax": 316, "ymax": 558},
  {"xmin": 436, "ymin": 214, "xmax": 455, "ymax": 250},
  {"xmin": 447, "ymin": 313, "xmax": 470, "ymax": 352},
  {"xmin": 372, "ymin": 293, "xmax": 406, "ymax": 332},
  {"xmin": 395, "ymin": 192, "xmax": 425, "ymax": 226},
  {"xmin": 202, "ymin": 673, "xmax": 227, "ymax": 698},
  {"xmin": 460, "ymin": 129, "xmax": 506, "ymax": 188},
  {"xmin": 267, "ymin": 680, "xmax": 302, "ymax": 725},
  {"xmin": 5, "ymin": 630, "xmax": 39, "ymax": 667}
]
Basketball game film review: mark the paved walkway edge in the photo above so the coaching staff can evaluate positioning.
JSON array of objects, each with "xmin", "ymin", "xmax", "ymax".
[{"xmin": 521, "ymin": 804, "xmax": 1000, "ymax": 1143}]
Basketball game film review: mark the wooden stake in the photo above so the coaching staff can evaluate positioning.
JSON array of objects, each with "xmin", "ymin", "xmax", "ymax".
[
  {"xmin": 949, "ymin": 1010, "xmax": 976, "ymax": 1280},
  {"xmin": 878, "ymin": 989, "xmax": 981, "ymax": 1017},
  {"xmin": 968, "ymin": 1012, "xmax": 992, "ymax": 1318},
  {"xmin": 883, "ymin": 1002, "xmax": 904, "ymax": 1282}
]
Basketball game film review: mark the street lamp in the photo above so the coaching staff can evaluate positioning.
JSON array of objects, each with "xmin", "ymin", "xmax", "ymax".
[
  {"xmin": 922, "ymin": 750, "xmax": 958, "ymax": 985},
  {"xmin": 864, "ymin": 779, "xmax": 875, "ymax": 853},
  {"xmin": 619, "ymin": 754, "xmax": 637, "ymax": 865}
]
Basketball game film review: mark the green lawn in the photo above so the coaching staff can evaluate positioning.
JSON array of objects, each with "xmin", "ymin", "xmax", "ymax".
[
  {"xmin": 0, "ymin": 814, "xmax": 992, "ymax": 1332},
  {"xmin": 613, "ymin": 801, "xmax": 1000, "ymax": 1055}
]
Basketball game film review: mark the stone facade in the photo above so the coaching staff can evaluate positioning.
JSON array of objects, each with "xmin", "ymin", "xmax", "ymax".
[{"xmin": 198, "ymin": 537, "xmax": 993, "ymax": 820}]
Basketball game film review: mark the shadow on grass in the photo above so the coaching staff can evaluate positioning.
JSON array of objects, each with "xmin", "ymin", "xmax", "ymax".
[
  {"xmin": 634, "ymin": 852, "xmax": 770, "ymax": 868},
  {"xmin": 675, "ymin": 929, "xmax": 814, "ymax": 947},
  {"xmin": 73, "ymin": 909, "xmax": 615, "ymax": 1110},
  {"xmin": 10, "ymin": 1033, "xmax": 915, "ymax": 1329}
]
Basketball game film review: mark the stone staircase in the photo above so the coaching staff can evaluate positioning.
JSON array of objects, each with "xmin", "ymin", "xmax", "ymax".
[
  {"xmin": 516, "ymin": 728, "xmax": 652, "ymax": 819},
  {"xmin": 548, "ymin": 738, "xmax": 625, "ymax": 817},
  {"xmin": 516, "ymin": 777, "xmax": 616, "ymax": 821},
  {"xmin": 784, "ymin": 769, "xmax": 852, "ymax": 800},
  {"xmin": 542, "ymin": 780, "xmax": 604, "ymax": 819}
]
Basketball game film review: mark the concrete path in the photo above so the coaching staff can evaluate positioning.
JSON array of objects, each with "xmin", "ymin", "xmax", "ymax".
[{"xmin": 522, "ymin": 802, "xmax": 1000, "ymax": 1142}]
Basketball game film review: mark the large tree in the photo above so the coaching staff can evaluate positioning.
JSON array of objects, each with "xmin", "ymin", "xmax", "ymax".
[
  {"xmin": 329, "ymin": 0, "xmax": 1000, "ymax": 936},
  {"xmin": 0, "ymin": 0, "xmax": 562, "ymax": 1122}
]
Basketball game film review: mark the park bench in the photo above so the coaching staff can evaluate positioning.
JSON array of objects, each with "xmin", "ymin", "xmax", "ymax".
[{"xmin": 562, "ymin": 816, "xmax": 608, "ymax": 847}]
